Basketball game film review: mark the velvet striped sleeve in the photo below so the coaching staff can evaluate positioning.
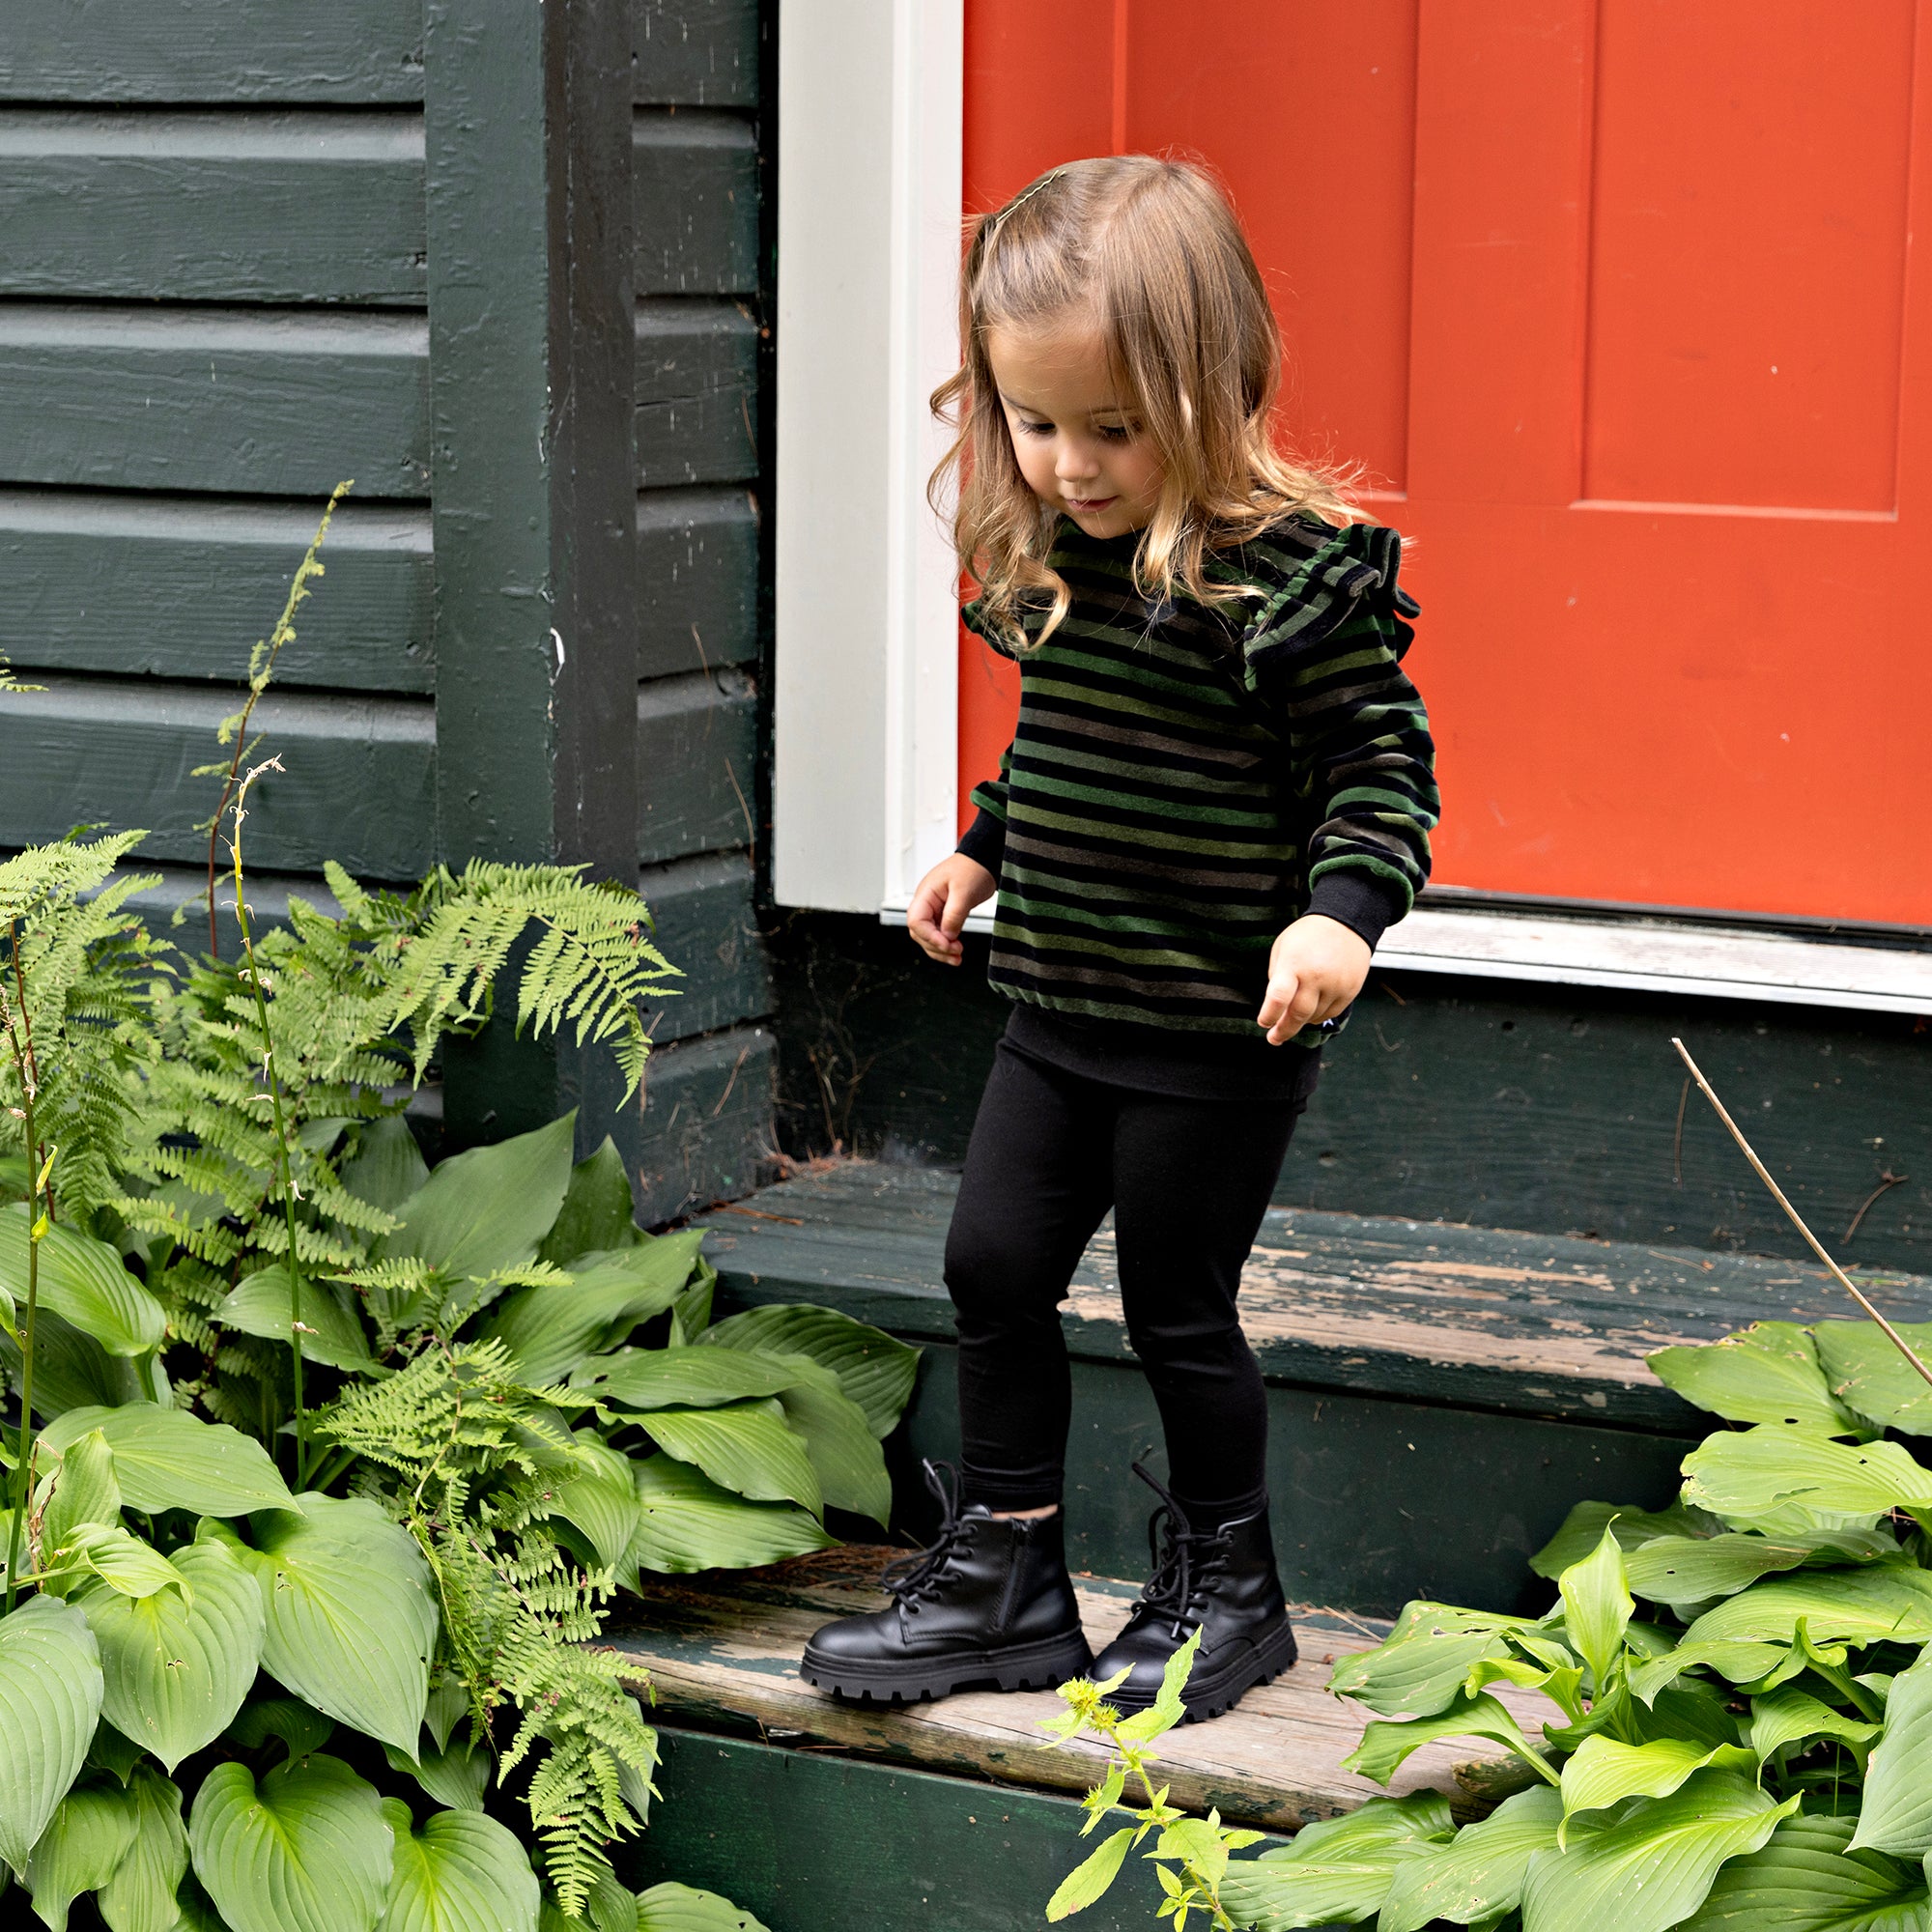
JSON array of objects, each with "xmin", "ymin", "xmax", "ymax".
[{"xmin": 1240, "ymin": 524, "xmax": 1439, "ymax": 948}]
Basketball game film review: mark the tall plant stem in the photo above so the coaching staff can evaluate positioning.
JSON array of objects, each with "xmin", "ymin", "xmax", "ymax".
[
  {"xmin": 204, "ymin": 481, "xmax": 352, "ymax": 957},
  {"xmin": 229, "ymin": 763, "xmax": 308, "ymax": 1488},
  {"xmin": 3, "ymin": 923, "xmax": 43, "ymax": 1608},
  {"xmin": 1671, "ymin": 1037, "xmax": 1932, "ymax": 1392}
]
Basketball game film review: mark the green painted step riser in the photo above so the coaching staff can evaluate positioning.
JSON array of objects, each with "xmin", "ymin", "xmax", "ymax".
[
  {"xmin": 875, "ymin": 1343, "xmax": 1692, "ymax": 1620},
  {"xmin": 625, "ymin": 1726, "xmax": 1290, "ymax": 1932}
]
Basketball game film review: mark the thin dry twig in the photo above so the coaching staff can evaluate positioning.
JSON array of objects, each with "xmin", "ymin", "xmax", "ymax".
[
  {"xmin": 1845, "ymin": 1170, "xmax": 1910, "ymax": 1246},
  {"xmin": 1671, "ymin": 1037, "xmax": 1932, "ymax": 1393}
]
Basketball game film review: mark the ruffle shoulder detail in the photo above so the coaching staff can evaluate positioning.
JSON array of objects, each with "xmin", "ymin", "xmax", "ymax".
[
  {"xmin": 959, "ymin": 594, "xmax": 1028, "ymax": 661},
  {"xmin": 1234, "ymin": 516, "xmax": 1418, "ymax": 682}
]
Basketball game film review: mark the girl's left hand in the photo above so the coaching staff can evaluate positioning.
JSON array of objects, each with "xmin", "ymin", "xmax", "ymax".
[{"xmin": 1257, "ymin": 915, "xmax": 1373, "ymax": 1044}]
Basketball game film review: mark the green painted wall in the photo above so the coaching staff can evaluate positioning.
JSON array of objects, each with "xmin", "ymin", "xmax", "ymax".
[{"xmin": 0, "ymin": 0, "xmax": 776, "ymax": 1218}]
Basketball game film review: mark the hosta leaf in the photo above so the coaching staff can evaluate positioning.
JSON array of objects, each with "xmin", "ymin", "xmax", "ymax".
[
  {"xmin": 1222, "ymin": 1793, "xmax": 1453, "ymax": 1928},
  {"xmin": 229, "ymin": 1494, "xmax": 436, "ymax": 1754},
  {"xmin": 535, "ymin": 1136, "xmax": 641, "ymax": 1267},
  {"xmin": 1630, "ymin": 1638, "xmax": 1804, "ymax": 1704},
  {"xmin": 1326, "ymin": 1602, "xmax": 1522, "ymax": 1719},
  {"xmin": 1677, "ymin": 1811, "xmax": 1930, "ymax": 1931},
  {"xmin": 1559, "ymin": 1527, "xmax": 1634, "ymax": 1689},
  {"xmin": 1046, "ymin": 1825, "xmax": 1132, "ymax": 1919},
  {"xmin": 701, "ymin": 1304, "xmax": 920, "ymax": 1439},
  {"xmin": 226, "ymin": 1695, "xmax": 336, "ymax": 1763},
  {"xmin": 0, "ymin": 1206, "xmax": 164, "ymax": 1356},
  {"xmin": 1650, "ymin": 1323, "xmax": 1861, "ymax": 1435},
  {"xmin": 1625, "ymin": 1531, "xmax": 1833, "ymax": 1610},
  {"xmin": 50, "ymin": 1523, "xmax": 185, "ymax": 1603},
  {"xmin": 25, "ymin": 1780, "xmax": 138, "ymax": 1932},
  {"xmin": 634, "ymin": 1882, "xmax": 770, "ymax": 1930},
  {"xmin": 383, "ymin": 1737, "xmax": 491, "ymax": 1814},
  {"xmin": 40, "ymin": 1429, "xmax": 121, "ymax": 1557},
  {"xmin": 78, "ymin": 1529, "xmax": 265, "ymax": 1772},
  {"xmin": 0, "ymin": 1310, "xmax": 156, "ymax": 1421},
  {"xmin": 1530, "ymin": 1499, "xmax": 1721, "ymax": 1579},
  {"xmin": 1747, "ymin": 1686, "xmax": 1881, "ymax": 1760},
  {"xmin": 1814, "ymin": 1320, "xmax": 1932, "ymax": 1438},
  {"xmin": 488, "ymin": 1236, "xmax": 703, "ymax": 1384},
  {"xmin": 1558, "ymin": 1736, "xmax": 1757, "ymax": 1836},
  {"xmin": 1681, "ymin": 1426, "xmax": 1932, "ymax": 1532},
  {"xmin": 220, "ymin": 1269, "xmax": 372, "ymax": 1371},
  {"xmin": 546, "ymin": 1434, "xmax": 643, "ymax": 1570},
  {"xmin": 97, "ymin": 1765, "xmax": 188, "ymax": 1932},
  {"xmin": 384, "ymin": 1113, "xmax": 576, "ymax": 1280},
  {"xmin": 0, "ymin": 1594, "xmax": 104, "ymax": 1878},
  {"xmin": 1378, "ymin": 1784, "xmax": 1562, "ymax": 1932},
  {"xmin": 574, "ymin": 1337, "xmax": 797, "ymax": 1411},
  {"xmin": 188, "ymin": 1754, "xmax": 393, "ymax": 1932},
  {"xmin": 338, "ymin": 1116, "xmax": 429, "ymax": 1217},
  {"xmin": 1520, "ymin": 1770, "xmax": 1798, "ymax": 1932},
  {"xmin": 763, "ymin": 1352, "xmax": 891, "ymax": 1524},
  {"xmin": 376, "ymin": 1801, "xmax": 539, "ymax": 1932},
  {"xmin": 1343, "ymin": 1690, "xmax": 1552, "ymax": 1789},
  {"xmin": 1683, "ymin": 1569, "xmax": 1932, "ymax": 1651},
  {"xmin": 618, "ymin": 1454, "xmax": 833, "ymax": 1578},
  {"xmin": 41, "ymin": 1405, "xmax": 298, "ymax": 1519},
  {"xmin": 1852, "ymin": 1641, "xmax": 1932, "ymax": 1859},
  {"xmin": 641, "ymin": 1399, "xmax": 823, "ymax": 1516}
]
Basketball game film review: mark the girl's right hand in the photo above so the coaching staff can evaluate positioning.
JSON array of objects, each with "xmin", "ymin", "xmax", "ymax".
[{"xmin": 907, "ymin": 854, "xmax": 996, "ymax": 966}]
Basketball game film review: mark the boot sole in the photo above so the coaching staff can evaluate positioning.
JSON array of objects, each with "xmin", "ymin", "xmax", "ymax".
[
  {"xmin": 1108, "ymin": 1615, "xmax": 1299, "ymax": 1724},
  {"xmin": 800, "ymin": 1629, "xmax": 1094, "ymax": 1706}
]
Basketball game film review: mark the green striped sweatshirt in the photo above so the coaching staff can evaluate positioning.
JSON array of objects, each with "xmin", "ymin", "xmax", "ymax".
[{"xmin": 957, "ymin": 513, "xmax": 1439, "ymax": 1037}]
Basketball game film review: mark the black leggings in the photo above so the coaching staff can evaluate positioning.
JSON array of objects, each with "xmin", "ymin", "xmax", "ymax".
[{"xmin": 944, "ymin": 1037, "xmax": 1306, "ymax": 1520}]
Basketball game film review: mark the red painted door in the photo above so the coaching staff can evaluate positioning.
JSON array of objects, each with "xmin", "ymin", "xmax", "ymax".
[{"xmin": 960, "ymin": 0, "xmax": 1932, "ymax": 927}]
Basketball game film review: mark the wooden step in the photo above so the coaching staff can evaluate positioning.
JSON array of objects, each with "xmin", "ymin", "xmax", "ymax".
[
  {"xmin": 698, "ymin": 1161, "xmax": 1932, "ymax": 1431},
  {"xmin": 607, "ymin": 1548, "xmax": 1555, "ymax": 1835},
  {"xmin": 693, "ymin": 1163, "xmax": 1932, "ymax": 1614}
]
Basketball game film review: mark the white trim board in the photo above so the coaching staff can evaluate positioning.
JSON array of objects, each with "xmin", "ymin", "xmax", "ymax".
[
  {"xmin": 771, "ymin": 0, "xmax": 964, "ymax": 914},
  {"xmin": 877, "ymin": 899, "xmax": 1932, "ymax": 1014}
]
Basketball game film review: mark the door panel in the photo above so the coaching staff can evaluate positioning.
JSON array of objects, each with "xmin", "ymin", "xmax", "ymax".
[{"xmin": 959, "ymin": 0, "xmax": 1932, "ymax": 925}]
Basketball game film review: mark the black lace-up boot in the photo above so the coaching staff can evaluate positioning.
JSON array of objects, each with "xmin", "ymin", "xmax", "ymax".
[
  {"xmin": 1088, "ymin": 1463, "xmax": 1297, "ymax": 1722},
  {"xmin": 800, "ymin": 1463, "xmax": 1093, "ymax": 1704}
]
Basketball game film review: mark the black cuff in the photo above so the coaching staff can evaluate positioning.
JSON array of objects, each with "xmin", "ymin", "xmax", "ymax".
[
  {"xmin": 1305, "ymin": 869, "xmax": 1409, "ymax": 952},
  {"xmin": 956, "ymin": 808, "xmax": 1007, "ymax": 875}
]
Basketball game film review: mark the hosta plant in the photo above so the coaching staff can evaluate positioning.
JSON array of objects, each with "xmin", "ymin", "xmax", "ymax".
[
  {"xmin": 1048, "ymin": 1317, "xmax": 1932, "ymax": 1932},
  {"xmin": 0, "ymin": 832, "xmax": 918, "ymax": 1926}
]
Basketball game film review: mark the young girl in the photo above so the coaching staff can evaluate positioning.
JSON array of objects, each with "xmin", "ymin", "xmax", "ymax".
[{"xmin": 803, "ymin": 156, "xmax": 1437, "ymax": 1720}]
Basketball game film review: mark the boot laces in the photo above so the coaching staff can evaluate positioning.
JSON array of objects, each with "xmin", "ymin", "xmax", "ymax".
[
  {"xmin": 1132, "ymin": 1462, "xmax": 1232, "ymax": 1636},
  {"xmin": 879, "ymin": 1460, "xmax": 973, "ymax": 1612}
]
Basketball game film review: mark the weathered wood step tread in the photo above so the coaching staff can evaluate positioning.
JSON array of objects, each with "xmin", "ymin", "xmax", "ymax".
[
  {"xmin": 696, "ymin": 1161, "xmax": 1932, "ymax": 1428},
  {"xmin": 610, "ymin": 1548, "xmax": 1551, "ymax": 1833}
]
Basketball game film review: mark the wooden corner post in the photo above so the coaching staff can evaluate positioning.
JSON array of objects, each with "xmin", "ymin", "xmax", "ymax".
[{"xmin": 425, "ymin": 0, "xmax": 641, "ymax": 1156}]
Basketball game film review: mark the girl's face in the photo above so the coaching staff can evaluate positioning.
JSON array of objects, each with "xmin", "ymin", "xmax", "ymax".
[{"xmin": 985, "ymin": 315, "xmax": 1166, "ymax": 539}]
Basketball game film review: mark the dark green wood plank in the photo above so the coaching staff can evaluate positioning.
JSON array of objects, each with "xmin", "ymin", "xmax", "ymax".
[
  {"xmin": 0, "ymin": 491, "xmax": 431, "ymax": 692},
  {"xmin": 633, "ymin": 0, "xmax": 759, "ymax": 107},
  {"xmin": 767, "ymin": 912, "xmax": 1932, "ymax": 1277},
  {"xmin": 0, "ymin": 110, "xmax": 425, "ymax": 304},
  {"xmin": 0, "ymin": 677, "xmax": 434, "ymax": 878},
  {"xmin": 636, "ymin": 484, "xmax": 758, "ymax": 676},
  {"xmin": 632, "ymin": 109, "xmax": 758, "ymax": 295},
  {"xmin": 635, "ymin": 1023, "xmax": 774, "ymax": 1224},
  {"xmin": 694, "ymin": 1163, "xmax": 1932, "ymax": 1430},
  {"xmin": 0, "ymin": 1, "xmax": 425, "ymax": 103},
  {"xmin": 637, "ymin": 668, "xmax": 755, "ymax": 863},
  {"xmin": 635, "ymin": 298, "xmax": 758, "ymax": 485},
  {"xmin": 639, "ymin": 851, "xmax": 772, "ymax": 1043},
  {"xmin": 0, "ymin": 305, "xmax": 428, "ymax": 497},
  {"xmin": 625, "ymin": 1727, "xmax": 1178, "ymax": 1932}
]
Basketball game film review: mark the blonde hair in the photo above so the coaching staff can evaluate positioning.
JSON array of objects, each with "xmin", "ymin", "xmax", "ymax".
[{"xmin": 930, "ymin": 156, "xmax": 1363, "ymax": 652}]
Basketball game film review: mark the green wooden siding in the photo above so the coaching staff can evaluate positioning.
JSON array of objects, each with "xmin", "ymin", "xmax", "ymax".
[{"xmin": 0, "ymin": 0, "xmax": 776, "ymax": 1198}]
